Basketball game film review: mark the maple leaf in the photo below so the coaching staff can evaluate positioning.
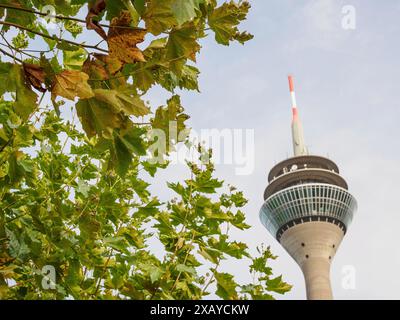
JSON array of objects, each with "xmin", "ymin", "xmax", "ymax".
[
  {"xmin": 111, "ymin": 125, "xmax": 147, "ymax": 176},
  {"xmin": 167, "ymin": 25, "xmax": 200, "ymax": 62},
  {"xmin": 143, "ymin": 0, "xmax": 177, "ymax": 35},
  {"xmin": 0, "ymin": 62, "xmax": 14, "ymax": 95},
  {"xmin": 166, "ymin": 24, "xmax": 201, "ymax": 75},
  {"xmin": 208, "ymin": 1, "xmax": 253, "ymax": 45},
  {"xmin": 7, "ymin": 64, "xmax": 38, "ymax": 120},
  {"xmin": 214, "ymin": 272, "xmax": 239, "ymax": 300},
  {"xmin": 82, "ymin": 56, "xmax": 110, "ymax": 83},
  {"xmin": 151, "ymin": 95, "xmax": 190, "ymax": 152},
  {"xmin": 94, "ymin": 88, "xmax": 150, "ymax": 117},
  {"xmin": 76, "ymin": 97, "xmax": 124, "ymax": 138},
  {"xmin": 93, "ymin": 53, "xmax": 123, "ymax": 75},
  {"xmin": 63, "ymin": 48, "xmax": 88, "ymax": 70},
  {"xmin": 22, "ymin": 63, "xmax": 46, "ymax": 93},
  {"xmin": 171, "ymin": 0, "xmax": 202, "ymax": 25},
  {"xmin": 52, "ymin": 70, "xmax": 95, "ymax": 101},
  {"xmin": 107, "ymin": 11, "xmax": 146, "ymax": 65}
]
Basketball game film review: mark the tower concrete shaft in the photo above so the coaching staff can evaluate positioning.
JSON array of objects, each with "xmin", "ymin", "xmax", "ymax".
[{"xmin": 279, "ymin": 222, "xmax": 344, "ymax": 299}]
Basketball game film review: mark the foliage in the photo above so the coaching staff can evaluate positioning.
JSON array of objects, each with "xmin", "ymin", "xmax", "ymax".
[{"xmin": 0, "ymin": 0, "xmax": 291, "ymax": 299}]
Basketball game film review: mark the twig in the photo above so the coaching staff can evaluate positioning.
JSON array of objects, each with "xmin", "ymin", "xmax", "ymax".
[
  {"xmin": 0, "ymin": 4, "xmax": 146, "ymax": 30},
  {"xmin": 0, "ymin": 33, "xmax": 38, "ymax": 60},
  {"xmin": 0, "ymin": 21, "xmax": 108, "ymax": 53},
  {"xmin": 0, "ymin": 47, "xmax": 23, "ymax": 63},
  {"xmin": 0, "ymin": 137, "xmax": 13, "ymax": 154}
]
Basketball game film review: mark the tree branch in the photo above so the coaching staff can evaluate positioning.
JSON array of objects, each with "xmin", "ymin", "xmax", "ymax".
[
  {"xmin": 0, "ymin": 33, "xmax": 38, "ymax": 60},
  {"xmin": 0, "ymin": 4, "xmax": 146, "ymax": 30},
  {"xmin": 0, "ymin": 47, "xmax": 23, "ymax": 63},
  {"xmin": 0, "ymin": 21, "xmax": 108, "ymax": 53},
  {"xmin": 0, "ymin": 3, "xmax": 87, "ymax": 24}
]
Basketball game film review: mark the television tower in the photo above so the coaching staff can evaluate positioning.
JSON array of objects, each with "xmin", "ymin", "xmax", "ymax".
[{"xmin": 259, "ymin": 75, "xmax": 357, "ymax": 299}]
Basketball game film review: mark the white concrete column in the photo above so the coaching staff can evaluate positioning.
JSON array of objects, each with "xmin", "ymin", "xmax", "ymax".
[
  {"xmin": 279, "ymin": 221, "xmax": 345, "ymax": 300},
  {"xmin": 301, "ymin": 257, "xmax": 333, "ymax": 299}
]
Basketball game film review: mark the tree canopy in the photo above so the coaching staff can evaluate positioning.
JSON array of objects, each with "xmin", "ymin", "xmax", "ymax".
[{"xmin": 0, "ymin": 0, "xmax": 291, "ymax": 299}]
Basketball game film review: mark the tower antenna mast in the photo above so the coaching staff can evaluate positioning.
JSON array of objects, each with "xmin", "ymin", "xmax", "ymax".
[{"xmin": 288, "ymin": 75, "xmax": 308, "ymax": 156}]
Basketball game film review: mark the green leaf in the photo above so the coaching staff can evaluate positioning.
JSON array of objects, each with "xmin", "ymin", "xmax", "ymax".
[
  {"xmin": 171, "ymin": 0, "xmax": 202, "ymax": 25},
  {"xmin": 76, "ymin": 97, "xmax": 123, "ymax": 138},
  {"xmin": 209, "ymin": 235, "xmax": 249, "ymax": 259},
  {"xmin": 230, "ymin": 210, "xmax": 251, "ymax": 230},
  {"xmin": 2, "ymin": 0, "xmax": 35, "ymax": 28},
  {"xmin": 208, "ymin": 1, "xmax": 253, "ymax": 46},
  {"xmin": 104, "ymin": 236, "xmax": 130, "ymax": 254},
  {"xmin": 198, "ymin": 247, "xmax": 220, "ymax": 264},
  {"xmin": 143, "ymin": 0, "xmax": 177, "ymax": 35},
  {"xmin": 56, "ymin": 40, "xmax": 81, "ymax": 52},
  {"xmin": 64, "ymin": 20, "xmax": 83, "ymax": 38},
  {"xmin": 142, "ymin": 160, "xmax": 168, "ymax": 177},
  {"xmin": 76, "ymin": 179, "xmax": 91, "ymax": 197},
  {"xmin": 5, "ymin": 228, "xmax": 30, "ymax": 261},
  {"xmin": 179, "ymin": 65, "xmax": 200, "ymax": 91},
  {"xmin": 113, "ymin": 134, "xmax": 133, "ymax": 177},
  {"xmin": 93, "ymin": 88, "xmax": 150, "ymax": 117},
  {"xmin": 176, "ymin": 264, "xmax": 196, "ymax": 275},
  {"xmin": 109, "ymin": 126, "xmax": 146, "ymax": 176},
  {"xmin": 133, "ymin": 0, "xmax": 146, "ymax": 15},
  {"xmin": 151, "ymin": 95, "xmax": 190, "ymax": 152},
  {"xmin": 63, "ymin": 48, "xmax": 88, "ymax": 70},
  {"xmin": 214, "ymin": 272, "xmax": 238, "ymax": 300},
  {"xmin": 240, "ymin": 284, "xmax": 274, "ymax": 300},
  {"xmin": 12, "ymin": 31, "xmax": 29, "ymax": 50},
  {"xmin": 79, "ymin": 212, "xmax": 101, "ymax": 239},
  {"xmin": 3, "ymin": 64, "xmax": 38, "ymax": 121},
  {"xmin": 135, "ymin": 198, "xmax": 161, "ymax": 217},
  {"xmin": 66, "ymin": 260, "xmax": 83, "ymax": 286},
  {"xmin": 0, "ymin": 62, "xmax": 14, "ymax": 95},
  {"xmin": 118, "ymin": 126, "xmax": 147, "ymax": 156},
  {"xmin": 8, "ymin": 151, "xmax": 28, "ymax": 185},
  {"xmin": 266, "ymin": 275, "xmax": 293, "ymax": 294},
  {"xmin": 132, "ymin": 65, "xmax": 155, "ymax": 92},
  {"xmin": 166, "ymin": 25, "xmax": 200, "ymax": 75},
  {"xmin": 167, "ymin": 182, "xmax": 188, "ymax": 199},
  {"xmin": 146, "ymin": 265, "xmax": 163, "ymax": 283}
]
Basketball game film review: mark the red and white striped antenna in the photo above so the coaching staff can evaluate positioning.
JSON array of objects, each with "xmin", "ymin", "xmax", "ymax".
[
  {"xmin": 287, "ymin": 75, "xmax": 307, "ymax": 156},
  {"xmin": 288, "ymin": 75, "xmax": 298, "ymax": 120}
]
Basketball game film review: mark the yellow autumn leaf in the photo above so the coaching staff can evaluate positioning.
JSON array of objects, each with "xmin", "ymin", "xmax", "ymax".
[
  {"xmin": 52, "ymin": 70, "xmax": 94, "ymax": 101},
  {"xmin": 107, "ymin": 11, "xmax": 146, "ymax": 65}
]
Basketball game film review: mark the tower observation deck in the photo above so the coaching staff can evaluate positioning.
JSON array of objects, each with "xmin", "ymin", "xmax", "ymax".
[{"xmin": 259, "ymin": 76, "xmax": 357, "ymax": 300}]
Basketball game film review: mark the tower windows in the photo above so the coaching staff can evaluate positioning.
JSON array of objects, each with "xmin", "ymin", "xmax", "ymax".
[{"xmin": 261, "ymin": 183, "xmax": 356, "ymax": 237}]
